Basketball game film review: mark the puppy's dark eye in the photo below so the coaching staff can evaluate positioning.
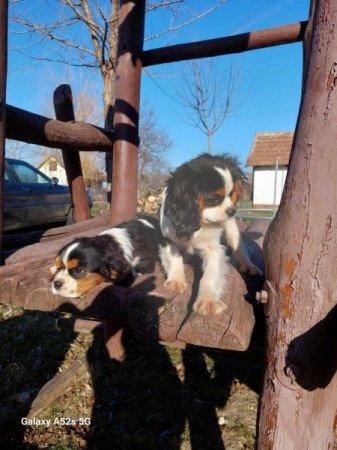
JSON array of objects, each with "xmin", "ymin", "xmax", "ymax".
[
  {"xmin": 71, "ymin": 266, "xmax": 86, "ymax": 278},
  {"xmin": 204, "ymin": 195, "xmax": 223, "ymax": 207}
]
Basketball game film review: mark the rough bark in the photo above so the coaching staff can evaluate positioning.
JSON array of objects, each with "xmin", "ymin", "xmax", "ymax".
[
  {"xmin": 258, "ymin": 1, "xmax": 337, "ymax": 448},
  {"xmin": 0, "ymin": 1, "xmax": 7, "ymax": 265}
]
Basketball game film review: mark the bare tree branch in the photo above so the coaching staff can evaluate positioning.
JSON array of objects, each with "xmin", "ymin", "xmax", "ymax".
[
  {"xmin": 144, "ymin": 0, "xmax": 229, "ymax": 41},
  {"xmin": 9, "ymin": 0, "xmax": 231, "ymax": 178},
  {"xmin": 178, "ymin": 59, "xmax": 244, "ymax": 153},
  {"xmin": 11, "ymin": 15, "xmax": 97, "ymax": 57},
  {"xmin": 79, "ymin": 0, "xmax": 105, "ymax": 69},
  {"xmin": 13, "ymin": 49, "xmax": 98, "ymax": 67}
]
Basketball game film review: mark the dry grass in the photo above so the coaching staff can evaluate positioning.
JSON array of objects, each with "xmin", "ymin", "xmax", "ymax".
[
  {"xmin": 2, "ymin": 303, "xmax": 335, "ymax": 449},
  {"xmin": 0, "ymin": 304, "xmax": 263, "ymax": 449}
]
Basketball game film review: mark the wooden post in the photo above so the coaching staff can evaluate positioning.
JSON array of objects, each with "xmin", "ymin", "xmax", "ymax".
[
  {"xmin": 110, "ymin": 0, "xmax": 145, "ymax": 225},
  {"xmin": 53, "ymin": 85, "xmax": 91, "ymax": 223},
  {"xmin": 0, "ymin": 1, "xmax": 7, "ymax": 265},
  {"xmin": 105, "ymin": 0, "xmax": 146, "ymax": 360},
  {"xmin": 258, "ymin": 1, "xmax": 337, "ymax": 448}
]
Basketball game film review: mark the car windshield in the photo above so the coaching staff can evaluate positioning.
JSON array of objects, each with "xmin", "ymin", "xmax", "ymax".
[{"xmin": 8, "ymin": 161, "xmax": 51, "ymax": 184}]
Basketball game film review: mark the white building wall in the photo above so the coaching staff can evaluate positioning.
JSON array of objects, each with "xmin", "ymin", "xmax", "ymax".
[
  {"xmin": 39, "ymin": 160, "xmax": 68, "ymax": 186},
  {"xmin": 253, "ymin": 166, "xmax": 287, "ymax": 207}
]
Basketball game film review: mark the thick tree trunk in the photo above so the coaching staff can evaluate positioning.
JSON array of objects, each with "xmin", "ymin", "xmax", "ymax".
[
  {"xmin": 103, "ymin": 0, "xmax": 119, "ymax": 202},
  {"xmin": 0, "ymin": 1, "xmax": 7, "ymax": 265},
  {"xmin": 258, "ymin": 1, "xmax": 337, "ymax": 448}
]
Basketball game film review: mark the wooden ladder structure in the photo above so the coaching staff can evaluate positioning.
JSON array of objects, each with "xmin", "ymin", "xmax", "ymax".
[{"xmin": 0, "ymin": 0, "xmax": 336, "ymax": 447}]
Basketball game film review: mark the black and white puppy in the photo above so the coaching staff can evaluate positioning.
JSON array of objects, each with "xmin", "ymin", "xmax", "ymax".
[
  {"xmin": 160, "ymin": 153, "xmax": 261, "ymax": 316},
  {"xmin": 50, "ymin": 216, "xmax": 166, "ymax": 298}
]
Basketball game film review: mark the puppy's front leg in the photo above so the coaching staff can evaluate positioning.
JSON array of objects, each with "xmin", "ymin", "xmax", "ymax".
[
  {"xmin": 159, "ymin": 242, "xmax": 187, "ymax": 293},
  {"xmin": 223, "ymin": 218, "xmax": 262, "ymax": 276},
  {"xmin": 193, "ymin": 244, "xmax": 228, "ymax": 315}
]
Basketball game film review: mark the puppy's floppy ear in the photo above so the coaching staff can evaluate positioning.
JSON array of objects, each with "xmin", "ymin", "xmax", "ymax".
[
  {"xmin": 50, "ymin": 256, "xmax": 63, "ymax": 275},
  {"xmin": 165, "ymin": 173, "xmax": 200, "ymax": 240},
  {"xmin": 50, "ymin": 265, "xmax": 58, "ymax": 275},
  {"xmin": 225, "ymin": 157, "xmax": 250, "ymax": 203},
  {"xmin": 99, "ymin": 257, "xmax": 131, "ymax": 282},
  {"xmin": 231, "ymin": 179, "xmax": 249, "ymax": 204}
]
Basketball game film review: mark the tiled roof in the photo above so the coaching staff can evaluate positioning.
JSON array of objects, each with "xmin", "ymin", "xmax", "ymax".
[{"xmin": 245, "ymin": 132, "xmax": 294, "ymax": 167}]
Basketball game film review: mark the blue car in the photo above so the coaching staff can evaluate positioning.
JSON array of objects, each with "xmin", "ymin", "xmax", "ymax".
[{"xmin": 4, "ymin": 158, "xmax": 88, "ymax": 232}]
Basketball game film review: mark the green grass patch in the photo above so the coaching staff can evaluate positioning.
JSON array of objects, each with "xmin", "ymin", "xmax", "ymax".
[
  {"xmin": 91, "ymin": 201, "xmax": 108, "ymax": 218},
  {"xmin": 0, "ymin": 304, "xmax": 263, "ymax": 449}
]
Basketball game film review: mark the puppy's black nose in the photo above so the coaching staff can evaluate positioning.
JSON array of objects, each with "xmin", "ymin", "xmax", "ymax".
[
  {"xmin": 227, "ymin": 207, "xmax": 236, "ymax": 217},
  {"xmin": 53, "ymin": 280, "xmax": 63, "ymax": 290}
]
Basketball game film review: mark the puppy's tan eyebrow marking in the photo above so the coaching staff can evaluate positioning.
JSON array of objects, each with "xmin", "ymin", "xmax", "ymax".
[
  {"xmin": 66, "ymin": 258, "xmax": 80, "ymax": 270},
  {"xmin": 210, "ymin": 186, "xmax": 226, "ymax": 198},
  {"xmin": 198, "ymin": 186, "xmax": 226, "ymax": 209},
  {"xmin": 55, "ymin": 256, "xmax": 65, "ymax": 269}
]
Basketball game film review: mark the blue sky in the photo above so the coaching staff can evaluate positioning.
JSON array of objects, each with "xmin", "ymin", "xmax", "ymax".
[{"xmin": 7, "ymin": 0, "xmax": 310, "ymax": 170}]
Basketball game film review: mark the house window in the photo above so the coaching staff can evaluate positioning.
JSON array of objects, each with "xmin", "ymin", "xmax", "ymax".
[{"xmin": 49, "ymin": 160, "xmax": 57, "ymax": 171}]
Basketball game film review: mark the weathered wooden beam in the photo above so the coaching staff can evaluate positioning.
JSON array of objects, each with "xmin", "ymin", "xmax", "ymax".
[
  {"xmin": 110, "ymin": 0, "xmax": 145, "ymax": 226},
  {"xmin": 54, "ymin": 85, "xmax": 91, "ymax": 223},
  {"xmin": 58, "ymin": 317, "xmax": 103, "ymax": 333},
  {"xmin": 0, "ymin": 355, "xmax": 89, "ymax": 443},
  {"xmin": 3, "ymin": 212, "xmax": 111, "ymax": 254},
  {"xmin": 5, "ymin": 104, "xmax": 116, "ymax": 151},
  {"xmin": 142, "ymin": 21, "xmax": 307, "ymax": 67},
  {"xmin": 0, "ymin": 1, "xmax": 8, "ymax": 265},
  {"xmin": 258, "ymin": 0, "xmax": 337, "ymax": 448},
  {"xmin": 4, "ymin": 215, "xmax": 111, "ymax": 266}
]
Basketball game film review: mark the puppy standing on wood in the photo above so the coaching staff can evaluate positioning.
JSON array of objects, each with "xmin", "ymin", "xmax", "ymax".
[{"xmin": 160, "ymin": 153, "xmax": 262, "ymax": 316}]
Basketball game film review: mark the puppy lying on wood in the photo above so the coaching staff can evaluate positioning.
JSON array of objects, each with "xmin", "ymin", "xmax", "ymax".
[{"xmin": 50, "ymin": 216, "xmax": 167, "ymax": 298}]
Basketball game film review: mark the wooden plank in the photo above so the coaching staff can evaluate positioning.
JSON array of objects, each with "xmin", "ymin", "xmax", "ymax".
[
  {"xmin": 3, "ymin": 222, "xmax": 110, "ymax": 267},
  {"xmin": 54, "ymin": 84, "xmax": 91, "ymax": 223},
  {"xmin": 0, "ymin": 355, "xmax": 89, "ymax": 442},
  {"xmin": 58, "ymin": 317, "xmax": 103, "ymax": 333},
  {"xmin": 142, "ymin": 21, "xmax": 307, "ymax": 67},
  {"xmin": 176, "ymin": 220, "xmax": 266, "ymax": 351},
  {"xmin": 6, "ymin": 104, "xmax": 115, "ymax": 151},
  {"xmin": 0, "ymin": 1, "xmax": 8, "ymax": 265},
  {"xmin": 257, "ymin": 1, "xmax": 337, "ymax": 447},
  {"xmin": 0, "ymin": 219, "xmax": 267, "ymax": 352},
  {"xmin": 4, "ymin": 212, "xmax": 110, "ymax": 264}
]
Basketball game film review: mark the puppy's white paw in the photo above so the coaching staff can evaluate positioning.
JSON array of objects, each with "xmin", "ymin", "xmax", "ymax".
[
  {"xmin": 193, "ymin": 297, "xmax": 227, "ymax": 315},
  {"xmin": 164, "ymin": 278, "xmax": 188, "ymax": 294}
]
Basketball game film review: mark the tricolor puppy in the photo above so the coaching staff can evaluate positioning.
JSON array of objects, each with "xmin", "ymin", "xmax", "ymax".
[
  {"xmin": 160, "ymin": 153, "xmax": 261, "ymax": 316},
  {"xmin": 50, "ymin": 217, "xmax": 166, "ymax": 298}
]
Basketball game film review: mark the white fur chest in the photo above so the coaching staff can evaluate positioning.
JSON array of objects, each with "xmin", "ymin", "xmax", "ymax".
[{"xmin": 190, "ymin": 225, "xmax": 223, "ymax": 252}]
